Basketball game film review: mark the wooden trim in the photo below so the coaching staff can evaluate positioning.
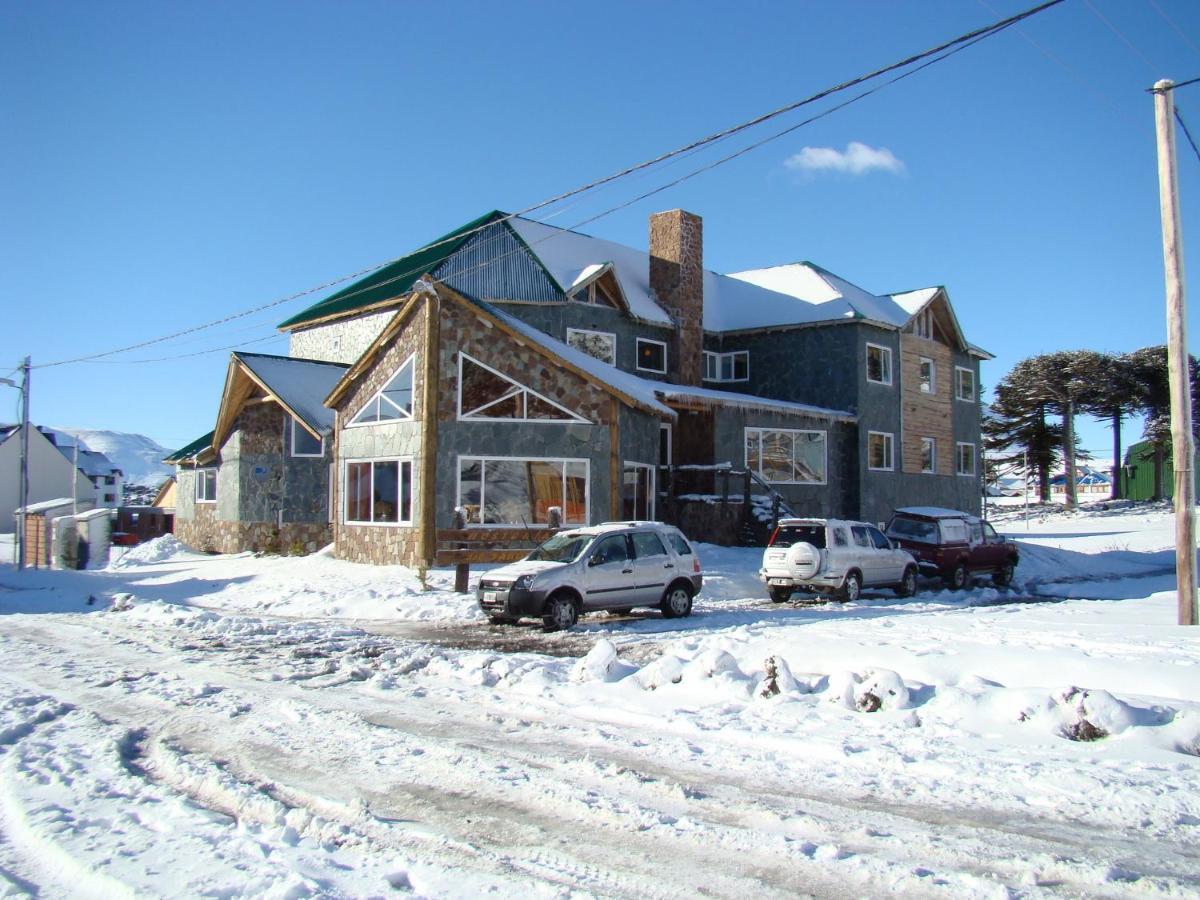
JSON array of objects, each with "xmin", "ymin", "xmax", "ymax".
[
  {"xmin": 278, "ymin": 295, "xmax": 411, "ymax": 333},
  {"xmin": 436, "ymin": 528, "xmax": 558, "ymax": 543},
  {"xmin": 609, "ymin": 396, "xmax": 620, "ymax": 520},
  {"xmin": 419, "ymin": 293, "xmax": 440, "ymax": 566}
]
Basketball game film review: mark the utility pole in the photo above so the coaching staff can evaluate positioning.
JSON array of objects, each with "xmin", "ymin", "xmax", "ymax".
[
  {"xmin": 1152, "ymin": 79, "xmax": 1197, "ymax": 626},
  {"xmin": 17, "ymin": 357, "xmax": 30, "ymax": 570}
]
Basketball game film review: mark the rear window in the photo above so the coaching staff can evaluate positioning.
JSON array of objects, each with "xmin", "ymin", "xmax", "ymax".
[
  {"xmin": 886, "ymin": 516, "xmax": 939, "ymax": 543},
  {"xmin": 665, "ymin": 531, "xmax": 693, "ymax": 556},
  {"xmin": 940, "ymin": 520, "xmax": 969, "ymax": 543},
  {"xmin": 770, "ymin": 524, "xmax": 826, "ymax": 549}
]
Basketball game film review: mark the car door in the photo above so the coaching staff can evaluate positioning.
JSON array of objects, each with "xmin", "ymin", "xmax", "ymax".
[
  {"xmin": 583, "ymin": 534, "xmax": 636, "ymax": 610},
  {"xmin": 850, "ymin": 525, "xmax": 881, "ymax": 585},
  {"xmin": 629, "ymin": 530, "xmax": 673, "ymax": 605},
  {"xmin": 867, "ymin": 525, "xmax": 902, "ymax": 584},
  {"xmin": 979, "ymin": 522, "xmax": 1006, "ymax": 570}
]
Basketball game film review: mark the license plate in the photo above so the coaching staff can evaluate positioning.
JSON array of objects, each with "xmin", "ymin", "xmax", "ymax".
[
  {"xmin": 483, "ymin": 591, "xmax": 498, "ymax": 604},
  {"xmin": 770, "ymin": 578, "xmax": 791, "ymax": 586}
]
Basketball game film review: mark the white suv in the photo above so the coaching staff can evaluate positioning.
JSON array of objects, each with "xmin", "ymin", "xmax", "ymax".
[
  {"xmin": 477, "ymin": 522, "xmax": 704, "ymax": 631},
  {"xmin": 759, "ymin": 518, "xmax": 917, "ymax": 603}
]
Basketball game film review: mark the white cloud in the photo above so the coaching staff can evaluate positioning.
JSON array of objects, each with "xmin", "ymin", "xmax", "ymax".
[{"xmin": 784, "ymin": 141, "xmax": 905, "ymax": 176}]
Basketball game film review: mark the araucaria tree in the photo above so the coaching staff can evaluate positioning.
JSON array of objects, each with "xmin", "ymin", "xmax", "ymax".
[
  {"xmin": 983, "ymin": 379, "xmax": 1062, "ymax": 501},
  {"xmin": 1124, "ymin": 345, "xmax": 1200, "ymax": 500},
  {"xmin": 1080, "ymin": 353, "xmax": 1140, "ymax": 501}
]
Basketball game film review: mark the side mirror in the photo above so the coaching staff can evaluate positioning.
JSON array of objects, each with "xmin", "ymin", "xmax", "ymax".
[{"xmin": 588, "ymin": 555, "xmax": 601, "ymax": 567}]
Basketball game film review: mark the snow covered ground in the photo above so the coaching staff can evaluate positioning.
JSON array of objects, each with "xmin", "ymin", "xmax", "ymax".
[{"xmin": 0, "ymin": 504, "xmax": 1197, "ymax": 897}]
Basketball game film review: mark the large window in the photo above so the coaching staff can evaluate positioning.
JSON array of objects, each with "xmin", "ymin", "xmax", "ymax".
[
  {"xmin": 458, "ymin": 457, "xmax": 588, "ymax": 526},
  {"xmin": 345, "ymin": 459, "xmax": 413, "ymax": 525},
  {"xmin": 566, "ymin": 329, "xmax": 616, "ymax": 365},
  {"xmin": 459, "ymin": 354, "xmax": 587, "ymax": 422},
  {"xmin": 196, "ymin": 468, "xmax": 217, "ymax": 503},
  {"xmin": 291, "ymin": 419, "xmax": 323, "ymax": 457},
  {"xmin": 703, "ymin": 350, "xmax": 749, "ymax": 383},
  {"xmin": 956, "ymin": 442, "xmax": 977, "ymax": 477},
  {"xmin": 868, "ymin": 431, "xmax": 894, "ymax": 471},
  {"xmin": 866, "ymin": 343, "xmax": 892, "ymax": 385},
  {"xmin": 955, "ymin": 366, "xmax": 976, "ymax": 402},
  {"xmin": 636, "ymin": 338, "xmax": 668, "ymax": 374},
  {"xmin": 350, "ymin": 354, "xmax": 415, "ymax": 426},
  {"xmin": 622, "ymin": 463, "xmax": 655, "ymax": 520},
  {"xmin": 745, "ymin": 428, "xmax": 827, "ymax": 484}
]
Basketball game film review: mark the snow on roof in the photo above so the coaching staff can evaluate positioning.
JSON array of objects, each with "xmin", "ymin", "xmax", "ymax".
[
  {"xmin": 472, "ymin": 298, "xmax": 677, "ymax": 418},
  {"xmin": 888, "ymin": 287, "xmax": 940, "ymax": 317},
  {"xmin": 235, "ymin": 353, "xmax": 349, "ymax": 435},
  {"xmin": 17, "ymin": 497, "xmax": 80, "ymax": 514},
  {"xmin": 725, "ymin": 263, "xmax": 913, "ymax": 331},
  {"xmin": 894, "ymin": 506, "xmax": 973, "ymax": 519},
  {"xmin": 652, "ymin": 384, "xmax": 855, "ymax": 422},
  {"xmin": 507, "ymin": 217, "xmax": 674, "ymax": 326}
]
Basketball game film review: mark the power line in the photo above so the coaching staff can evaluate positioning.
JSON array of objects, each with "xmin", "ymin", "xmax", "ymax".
[
  {"xmin": 1082, "ymin": 0, "xmax": 1161, "ymax": 74},
  {"xmin": 1176, "ymin": 107, "xmax": 1200, "ymax": 165},
  {"xmin": 1148, "ymin": 0, "xmax": 1200, "ymax": 60},
  {"xmin": 34, "ymin": 0, "xmax": 1066, "ymax": 370}
]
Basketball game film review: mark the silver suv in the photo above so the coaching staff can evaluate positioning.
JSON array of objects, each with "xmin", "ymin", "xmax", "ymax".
[
  {"xmin": 477, "ymin": 522, "xmax": 703, "ymax": 631},
  {"xmin": 759, "ymin": 518, "xmax": 918, "ymax": 603}
]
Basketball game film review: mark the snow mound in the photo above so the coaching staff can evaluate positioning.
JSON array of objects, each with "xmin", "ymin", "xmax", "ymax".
[
  {"xmin": 107, "ymin": 535, "xmax": 193, "ymax": 568},
  {"xmin": 571, "ymin": 640, "xmax": 636, "ymax": 683}
]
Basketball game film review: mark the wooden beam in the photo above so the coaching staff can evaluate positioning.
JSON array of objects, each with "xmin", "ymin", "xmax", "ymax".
[
  {"xmin": 419, "ymin": 293, "xmax": 440, "ymax": 567},
  {"xmin": 609, "ymin": 396, "xmax": 620, "ymax": 521}
]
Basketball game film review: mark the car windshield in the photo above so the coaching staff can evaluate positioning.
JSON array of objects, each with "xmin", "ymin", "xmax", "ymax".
[
  {"xmin": 526, "ymin": 532, "xmax": 592, "ymax": 563},
  {"xmin": 886, "ymin": 516, "xmax": 939, "ymax": 543},
  {"xmin": 770, "ymin": 524, "xmax": 826, "ymax": 549}
]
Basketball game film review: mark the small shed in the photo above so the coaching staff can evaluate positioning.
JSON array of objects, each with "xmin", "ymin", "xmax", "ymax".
[{"xmin": 16, "ymin": 497, "xmax": 95, "ymax": 568}]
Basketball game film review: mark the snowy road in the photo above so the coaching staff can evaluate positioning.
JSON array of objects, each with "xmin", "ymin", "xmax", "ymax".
[{"xmin": 0, "ymin": 506, "xmax": 1198, "ymax": 897}]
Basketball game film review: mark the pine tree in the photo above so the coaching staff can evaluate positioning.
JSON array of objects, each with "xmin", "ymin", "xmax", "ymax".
[
  {"xmin": 985, "ymin": 369, "xmax": 1062, "ymax": 502},
  {"xmin": 1079, "ymin": 353, "xmax": 1139, "ymax": 501}
]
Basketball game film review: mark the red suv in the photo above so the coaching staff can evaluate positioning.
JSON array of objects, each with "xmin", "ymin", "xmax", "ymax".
[{"xmin": 884, "ymin": 507, "xmax": 1018, "ymax": 589}]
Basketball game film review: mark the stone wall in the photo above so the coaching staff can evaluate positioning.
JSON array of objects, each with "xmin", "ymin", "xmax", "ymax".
[
  {"xmin": 288, "ymin": 309, "xmax": 398, "ymax": 364},
  {"xmin": 649, "ymin": 210, "xmax": 703, "ymax": 387},
  {"xmin": 176, "ymin": 505, "xmax": 330, "ymax": 555}
]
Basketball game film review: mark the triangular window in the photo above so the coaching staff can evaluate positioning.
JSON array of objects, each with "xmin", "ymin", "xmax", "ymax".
[
  {"xmin": 458, "ymin": 354, "xmax": 588, "ymax": 423},
  {"xmin": 350, "ymin": 354, "xmax": 416, "ymax": 425}
]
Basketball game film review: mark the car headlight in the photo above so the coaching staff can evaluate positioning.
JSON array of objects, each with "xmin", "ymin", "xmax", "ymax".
[{"xmin": 512, "ymin": 574, "xmax": 536, "ymax": 591}]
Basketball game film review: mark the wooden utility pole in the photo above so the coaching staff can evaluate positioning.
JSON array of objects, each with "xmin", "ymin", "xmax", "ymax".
[{"xmin": 1152, "ymin": 79, "xmax": 1197, "ymax": 626}]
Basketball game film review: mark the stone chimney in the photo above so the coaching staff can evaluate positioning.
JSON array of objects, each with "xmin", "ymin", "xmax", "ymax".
[{"xmin": 649, "ymin": 210, "xmax": 703, "ymax": 386}]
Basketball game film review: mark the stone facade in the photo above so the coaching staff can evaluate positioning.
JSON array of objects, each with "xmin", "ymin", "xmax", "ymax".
[
  {"xmin": 649, "ymin": 210, "xmax": 703, "ymax": 387},
  {"xmin": 288, "ymin": 309, "xmax": 397, "ymax": 364},
  {"xmin": 177, "ymin": 504, "xmax": 329, "ymax": 555}
]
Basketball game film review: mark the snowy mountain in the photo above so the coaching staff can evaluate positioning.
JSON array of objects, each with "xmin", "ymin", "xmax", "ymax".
[{"xmin": 50, "ymin": 428, "xmax": 173, "ymax": 488}]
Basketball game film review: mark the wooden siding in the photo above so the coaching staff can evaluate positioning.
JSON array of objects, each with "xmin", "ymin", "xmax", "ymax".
[{"xmin": 900, "ymin": 333, "xmax": 953, "ymax": 475}]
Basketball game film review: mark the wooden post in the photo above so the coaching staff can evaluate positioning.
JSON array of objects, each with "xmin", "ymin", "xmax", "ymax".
[
  {"xmin": 420, "ymin": 289, "xmax": 441, "ymax": 569},
  {"xmin": 1153, "ymin": 79, "xmax": 1197, "ymax": 626},
  {"xmin": 742, "ymin": 470, "xmax": 752, "ymax": 529},
  {"xmin": 453, "ymin": 508, "xmax": 469, "ymax": 594}
]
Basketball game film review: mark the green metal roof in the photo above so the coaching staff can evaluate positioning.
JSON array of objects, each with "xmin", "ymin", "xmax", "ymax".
[
  {"xmin": 277, "ymin": 210, "xmax": 507, "ymax": 330},
  {"xmin": 164, "ymin": 430, "xmax": 215, "ymax": 464}
]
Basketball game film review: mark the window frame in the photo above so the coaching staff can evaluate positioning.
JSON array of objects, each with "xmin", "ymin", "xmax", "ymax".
[
  {"xmin": 195, "ymin": 468, "xmax": 217, "ymax": 504},
  {"xmin": 702, "ymin": 349, "xmax": 749, "ymax": 383},
  {"xmin": 457, "ymin": 353, "xmax": 589, "ymax": 424},
  {"xmin": 456, "ymin": 455, "xmax": 591, "ymax": 529},
  {"xmin": 565, "ymin": 328, "xmax": 617, "ymax": 366},
  {"xmin": 622, "ymin": 461, "xmax": 656, "ymax": 521},
  {"xmin": 346, "ymin": 352, "xmax": 417, "ymax": 428},
  {"xmin": 955, "ymin": 365, "xmax": 976, "ymax": 403},
  {"xmin": 635, "ymin": 338, "xmax": 669, "ymax": 374},
  {"xmin": 866, "ymin": 342, "xmax": 893, "ymax": 386},
  {"xmin": 744, "ymin": 427, "xmax": 828, "ymax": 485},
  {"xmin": 343, "ymin": 457, "xmax": 415, "ymax": 527},
  {"xmin": 919, "ymin": 356, "xmax": 936, "ymax": 395},
  {"xmin": 921, "ymin": 436, "xmax": 937, "ymax": 474},
  {"xmin": 867, "ymin": 430, "xmax": 895, "ymax": 472},
  {"xmin": 290, "ymin": 419, "xmax": 324, "ymax": 458},
  {"xmin": 956, "ymin": 441, "xmax": 977, "ymax": 477}
]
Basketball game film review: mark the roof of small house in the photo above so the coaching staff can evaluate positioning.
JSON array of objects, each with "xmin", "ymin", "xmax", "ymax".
[
  {"xmin": 164, "ymin": 431, "xmax": 216, "ymax": 464},
  {"xmin": 232, "ymin": 352, "xmax": 349, "ymax": 436},
  {"xmin": 278, "ymin": 211, "xmax": 973, "ymax": 342}
]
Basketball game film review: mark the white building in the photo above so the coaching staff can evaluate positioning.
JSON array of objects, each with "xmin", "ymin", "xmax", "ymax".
[{"xmin": 0, "ymin": 425, "xmax": 122, "ymax": 532}]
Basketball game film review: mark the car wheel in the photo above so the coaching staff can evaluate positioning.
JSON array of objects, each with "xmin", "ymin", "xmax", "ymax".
[
  {"xmin": 660, "ymin": 584, "xmax": 693, "ymax": 619},
  {"xmin": 488, "ymin": 615, "xmax": 517, "ymax": 626},
  {"xmin": 839, "ymin": 571, "xmax": 861, "ymax": 603},
  {"xmin": 993, "ymin": 560, "xmax": 1015, "ymax": 588},
  {"xmin": 541, "ymin": 593, "xmax": 579, "ymax": 632},
  {"xmin": 946, "ymin": 563, "xmax": 968, "ymax": 591},
  {"xmin": 769, "ymin": 585, "xmax": 793, "ymax": 604},
  {"xmin": 895, "ymin": 566, "xmax": 917, "ymax": 598}
]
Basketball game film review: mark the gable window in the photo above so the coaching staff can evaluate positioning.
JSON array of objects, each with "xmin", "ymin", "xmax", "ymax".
[
  {"xmin": 921, "ymin": 437, "xmax": 936, "ymax": 474},
  {"xmin": 636, "ymin": 338, "xmax": 668, "ymax": 374},
  {"xmin": 349, "ymin": 354, "xmax": 415, "ymax": 426},
  {"xmin": 956, "ymin": 442, "xmax": 977, "ymax": 476},
  {"xmin": 569, "ymin": 279, "xmax": 618, "ymax": 308},
  {"xmin": 458, "ymin": 354, "xmax": 588, "ymax": 422},
  {"xmin": 745, "ymin": 428, "xmax": 826, "ymax": 484},
  {"xmin": 196, "ymin": 468, "xmax": 217, "ymax": 503},
  {"xmin": 868, "ymin": 431, "xmax": 894, "ymax": 471},
  {"xmin": 291, "ymin": 419, "xmax": 323, "ymax": 457},
  {"xmin": 866, "ymin": 343, "xmax": 892, "ymax": 385},
  {"xmin": 919, "ymin": 357, "xmax": 936, "ymax": 395},
  {"xmin": 703, "ymin": 350, "xmax": 749, "ymax": 383},
  {"xmin": 955, "ymin": 366, "xmax": 976, "ymax": 402},
  {"xmin": 458, "ymin": 456, "xmax": 588, "ymax": 526},
  {"xmin": 566, "ymin": 328, "xmax": 616, "ymax": 365},
  {"xmin": 345, "ymin": 458, "xmax": 413, "ymax": 525},
  {"xmin": 915, "ymin": 308, "xmax": 934, "ymax": 339}
]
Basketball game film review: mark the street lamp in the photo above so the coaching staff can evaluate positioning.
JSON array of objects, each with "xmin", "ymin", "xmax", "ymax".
[{"xmin": 1, "ymin": 360, "xmax": 30, "ymax": 570}]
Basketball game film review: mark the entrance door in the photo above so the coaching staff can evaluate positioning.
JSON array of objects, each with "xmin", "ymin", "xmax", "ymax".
[{"xmin": 622, "ymin": 463, "xmax": 655, "ymax": 521}]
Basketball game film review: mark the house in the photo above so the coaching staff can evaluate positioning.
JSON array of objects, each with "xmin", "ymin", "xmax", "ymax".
[
  {"xmin": 45, "ymin": 431, "xmax": 124, "ymax": 507},
  {"xmin": 1120, "ymin": 439, "xmax": 1198, "ymax": 501},
  {"xmin": 168, "ymin": 352, "xmax": 348, "ymax": 554},
  {"xmin": 220, "ymin": 207, "xmax": 986, "ymax": 566},
  {"xmin": 0, "ymin": 424, "xmax": 99, "ymax": 533},
  {"xmin": 1050, "ymin": 466, "xmax": 1112, "ymax": 495}
]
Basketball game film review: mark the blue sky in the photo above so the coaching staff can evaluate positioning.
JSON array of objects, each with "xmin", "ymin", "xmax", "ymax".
[{"xmin": 2, "ymin": 0, "xmax": 1199, "ymax": 462}]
